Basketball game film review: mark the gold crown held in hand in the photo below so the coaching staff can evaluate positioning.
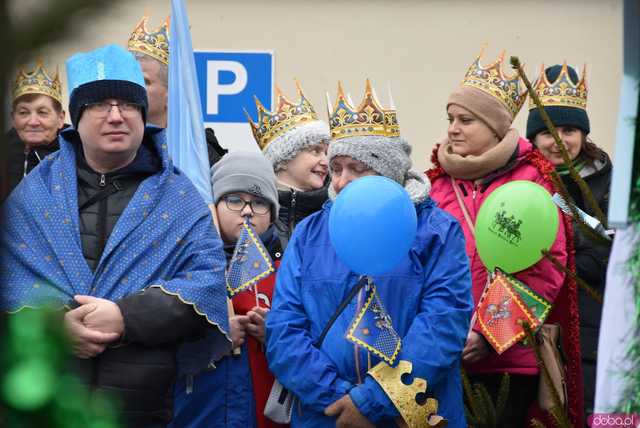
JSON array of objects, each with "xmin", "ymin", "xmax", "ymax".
[{"xmin": 369, "ymin": 360, "xmax": 447, "ymax": 428}]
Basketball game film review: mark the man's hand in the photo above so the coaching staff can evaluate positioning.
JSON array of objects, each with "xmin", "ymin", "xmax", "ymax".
[
  {"xmin": 229, "ymin": 315, "xmax": 250, "ymax": 349},
  {"xmin": 246, "ymin": 306, "xmax": 269, "ymax": 344},
  {"xmin": 462, "ymin": 331, "xmax": 491, "ymax": 364},
  {"xmin": 74, "ymin": 295, "xmax": 124, "ymax": 336},
  {"xmin": 325, "ymin": 395, "xmax": 374, "ymax": 428},
  {"xmin": 64, "ymin": 303, "xmax": 120, "ymax": 359}
]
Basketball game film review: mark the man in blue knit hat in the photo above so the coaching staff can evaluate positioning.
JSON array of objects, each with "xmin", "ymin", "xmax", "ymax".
[{"xmin": 0, "ymin": 44, "xmax": 231, "ymax": 427}]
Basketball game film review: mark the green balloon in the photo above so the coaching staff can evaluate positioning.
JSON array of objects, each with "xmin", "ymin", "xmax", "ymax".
[
  {"xmin": 475, "ymin": 180, "xmax": 559, "ymax": 273},
  {"xmin": 2, "ymin": 360, "xmax": 56, "ymax": 410}
]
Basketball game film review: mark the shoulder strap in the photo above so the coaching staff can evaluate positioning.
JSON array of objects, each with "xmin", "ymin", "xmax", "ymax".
[
  {"xmin": 451, "ymin": 176, "xmax": 475, "ymax": 237},
  {"xmin": 313, "ymin": 276, "xmax": 368, "ymax": 348},
  {"xmin": 79, "ymin": 183, "xmax": 122, "ymax": 211}
]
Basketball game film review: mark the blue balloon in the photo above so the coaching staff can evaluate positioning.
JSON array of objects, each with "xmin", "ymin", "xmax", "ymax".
[{"xmin": 329, "ymin": 176, "xmax": 418, "ymax": 276}]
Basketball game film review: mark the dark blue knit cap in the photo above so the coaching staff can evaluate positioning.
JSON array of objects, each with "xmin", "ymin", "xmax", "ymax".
[
  {"xmin": 526, "ymin": 64, "xmax": 590, "ymax": 140},
  {"xmin": 69, "ymin": 79, "xmax": 148, "ymax": 128}
]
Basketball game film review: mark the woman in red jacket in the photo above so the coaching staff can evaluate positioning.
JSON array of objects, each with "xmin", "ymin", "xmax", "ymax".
[{"xmin": 427, "ymin": 50, "xmax": 583, "ymax": 427}]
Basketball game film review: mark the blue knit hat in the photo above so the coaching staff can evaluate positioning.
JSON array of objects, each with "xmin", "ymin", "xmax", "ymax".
[
  {"xmin": 66, "ymin": 44, "xmax": 148, "ymax": 128},
  {"xmin": 526, "ymin": 64, "xmax": 590, "ymax": 140}
]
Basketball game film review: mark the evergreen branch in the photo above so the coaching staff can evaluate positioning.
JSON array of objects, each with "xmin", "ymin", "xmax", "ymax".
[
  {"xmin": 542, "ymin": 250, "xmax": 603, "ymax": 304},
  {"xmin": 549, "ymin": 405, "xmax": 571, "ymax": 428},
  {"xmin": 521, "ymin": 321, "xmax": 573, "ymax": 428},
  {"xmin": 510, "ymin": 56, "xmax": 608, "ymax": 229},
  {"xmin": 476, "ymin": 382, "xmax": 497, "ymax": 427},
  {"xmin": 495, "ymin": 373, "xmax": 510, "ymax": 421},
  {"xmin": 473, "ymin": 384, "xmax": 489, "ymax": 425},
  {"xmin": 529, "ymin": 418, "xmax": 548, "ymax": 428},
  {"xmin": 462, "ymin": 367, "xmax": 486, "ymax": 425},
  {"xmin": 465, "ymin": 407, "xmax": 480, "ymax": 427}
]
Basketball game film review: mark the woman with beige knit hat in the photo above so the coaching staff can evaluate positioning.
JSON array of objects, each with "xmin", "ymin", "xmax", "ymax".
[{"xmin": 427, "ymin": 50, "xmax": 583, "ymax": 427}]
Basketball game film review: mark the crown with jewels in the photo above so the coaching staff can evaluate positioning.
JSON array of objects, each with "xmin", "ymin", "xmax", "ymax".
[
  {"xmin": 13, "ymin": 60, "xmax": 63, "ymax": 104},
  {"xmin": 369, "ymin": 360, "xmax": 447, "ymax": 427},
  {"xmin": 460, "ymin": 48, "xmax": 527, "ymax": 119},
  {"xmin": 529, "ymin": 62, "xmax": 588, "ymax": 111},
  {"xmin": 247, "ymin": 80, "xmax": 319, "ymax": 151},
  {"xmin": 128, "ymin": 15, "xmax": 170, "ymax": 65},
  {"xmin": 328, "ymin": 79, "xmax": 399, "ymax": 140}
]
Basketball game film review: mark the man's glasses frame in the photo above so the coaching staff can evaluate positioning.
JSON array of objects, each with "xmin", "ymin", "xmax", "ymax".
[{"xmin": 84, "ymin": 101, "xmax": 143, "ymax": 118}]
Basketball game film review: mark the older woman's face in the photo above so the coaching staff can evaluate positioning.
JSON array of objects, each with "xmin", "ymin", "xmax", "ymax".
[
  {"xmin": 447, "ymin": 104, "xmax": 499, "ymax": 157},
  {"xmin": 330, "ymin": 156, "xmax": 377, "ymax": 194},
  {"xmin": 12, "ymin": 95, "xmax": 64, "ymax": 147}
]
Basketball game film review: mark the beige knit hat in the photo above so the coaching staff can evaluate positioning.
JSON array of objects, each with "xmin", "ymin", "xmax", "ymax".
[{"xmin": 447, "ymin": 86, "xmax": 512, "ymax": 138}]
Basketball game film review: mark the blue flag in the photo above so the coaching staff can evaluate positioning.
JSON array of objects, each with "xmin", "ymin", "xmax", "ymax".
[
  {"xmin": 346, "ymin": 280, "xmax": 402, "ymax": 366},
  {"xmin": 226, "ymin": 219, "xmax": 274, "ymax": 297},
  {"xmin": 168, "ymin": 0, "xmax": 212, "ymax": 203}
]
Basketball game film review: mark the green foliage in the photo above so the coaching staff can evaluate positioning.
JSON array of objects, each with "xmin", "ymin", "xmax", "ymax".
[
  {"xmin": 529, "ymin": 418, "xmax": 547, "ymax": 428},
  {"xmin": 0, "ymin": 309, "xmax": 121, "ymax": 428},
  {"xmin": 462, "ymin": 369, "xmax": 510, "ymax": 428}
]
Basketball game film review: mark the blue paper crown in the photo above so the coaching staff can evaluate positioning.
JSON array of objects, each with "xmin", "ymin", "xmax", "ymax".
[{"xmin": 66, "ymin": 44, "xmax": 145, "ymax": 96}]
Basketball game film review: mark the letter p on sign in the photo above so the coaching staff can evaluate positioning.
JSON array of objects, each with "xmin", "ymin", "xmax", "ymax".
[
  {"xmin": 195, "ymin": 51, "xmax": 273, "ymax": 124},
  {"xmin": 207, "ymin": 61, "xmax": 247, "ymax": 115}
]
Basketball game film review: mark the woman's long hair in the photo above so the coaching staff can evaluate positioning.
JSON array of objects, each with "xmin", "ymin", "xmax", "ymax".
[{"xmin": 582, "ymin": 134, "xmax": 606, "ymax": 163}]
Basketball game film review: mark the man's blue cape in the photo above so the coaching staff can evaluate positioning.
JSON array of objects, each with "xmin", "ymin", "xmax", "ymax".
[{"xmin": 0, "ymin": 127, "xmax": 231, "ymax": 373}]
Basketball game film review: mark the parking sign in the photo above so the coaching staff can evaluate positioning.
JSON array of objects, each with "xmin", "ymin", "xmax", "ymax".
[{"xmin": 195, "ymin": 51, "xmax": 273, "ymax": 123}]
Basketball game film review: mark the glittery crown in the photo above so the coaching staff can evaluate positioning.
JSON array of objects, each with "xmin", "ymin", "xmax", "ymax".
[
  {"xmin": 127, "ymin": 15, "xmax": 170, "ymax": 65},
  {"xmin": 246, "ymin": 80, "xmax": 319, "ymax": 151},
  {"xmin": 13, "ymin": 60, "xmax": 62, "ymax": 104},
  {"xmin": 369, "ymin": 360, "xmax": 447, "ymax": 428},
  {"xmin": 529, "ymin": 62, "xmax": 588, "ymax": 110},
  {"xmin": 461, "ymin": 49, "xmax": 527, "ymax": 119},
  {"xmin": 328, "ymin": 79, "xmax": 400, "ymax": 140}
]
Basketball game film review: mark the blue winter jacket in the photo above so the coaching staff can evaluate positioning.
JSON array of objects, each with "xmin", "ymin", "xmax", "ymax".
[{"xmin": 265, "ymin": 197, "xmax": 473, "ymax": 427}]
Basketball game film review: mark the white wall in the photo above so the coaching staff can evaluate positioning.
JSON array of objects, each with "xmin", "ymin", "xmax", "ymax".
[{"xmin": 23, "ymin": 0, "xmax": 622, "ymax": 171}]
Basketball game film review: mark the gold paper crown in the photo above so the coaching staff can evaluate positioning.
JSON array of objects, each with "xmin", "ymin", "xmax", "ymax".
[
  {"xmin": 13, "ymin": 60, "xmax": 62, "ymax": 104},
  {"xmin": 247, "ymin": 80, "xmax": 319, "ymax": 151},
  {"xmin": 461, "ymin": 49, "xmax": 527, "ymax": 119},
  {"xmin": 328, "ymin": 79, "xmax": 400, "ymax": 140},
  {"xmin": 369, "ymin": 360, "xmax": 447, "ymax": 428},
  {"xmin": 529, "ymin": 62, "xmax": 588, "ymax": 110},
  {"xmin": 128, "ymin": 15, "xmax": 170, "ymax": 65}
]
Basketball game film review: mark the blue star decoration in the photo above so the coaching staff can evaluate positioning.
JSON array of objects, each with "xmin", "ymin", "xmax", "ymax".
[
  {"xmin": 225, "ymin": 219, "xmax": 274, "ymax": 297},
  {"xmin": 346, "ymin": 280, "xmax": 402, "ymax": 366}
]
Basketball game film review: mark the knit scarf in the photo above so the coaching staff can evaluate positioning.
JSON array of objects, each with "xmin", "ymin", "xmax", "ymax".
[
  {"xmin": 556, "ymin": 152, "xmax": 588, "ymax": 176},
  {"xmin": 437, "ymin": 129, "xmax": 520, "ymax": 181}
]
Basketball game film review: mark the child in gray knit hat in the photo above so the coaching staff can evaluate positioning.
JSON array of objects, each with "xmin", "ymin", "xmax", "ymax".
[
  {"xmin": 175, "ymin": 151, "xmax": 285, "ymax": 428},
  {"xmin": 211, "ymin": 151, "xmax": 279, "ymax": 230}
]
